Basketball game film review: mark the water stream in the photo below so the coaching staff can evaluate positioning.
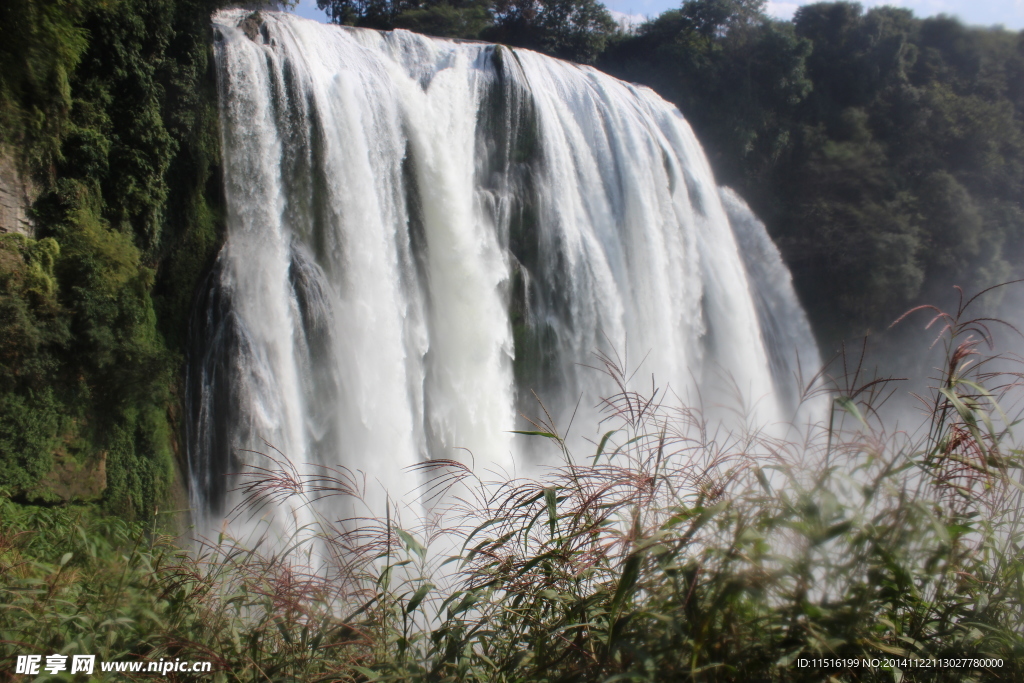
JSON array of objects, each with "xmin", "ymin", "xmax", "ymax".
[{"xmin": 187, "ymin": 10, "xmax": 819, "ymax": 536}]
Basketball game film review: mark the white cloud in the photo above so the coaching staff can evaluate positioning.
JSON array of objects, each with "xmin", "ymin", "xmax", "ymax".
[
  {"xmin": 609, "ymin": 9, "xmax": 649, "ymax": 30},
  {"xmin": 766, "ymin": 2, "xmax": 801, "ymax": 21}
]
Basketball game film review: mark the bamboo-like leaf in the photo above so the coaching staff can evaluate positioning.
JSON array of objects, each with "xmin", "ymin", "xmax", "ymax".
[
  {"xmin": 592, "ymin": 429, "xmax": 619, "ymax": 464},
  {"xmin": 396, "ymin": 528, "xmax": 426, "ymax": 561},
  {"xmin": 352, "ymin": 666, "xmax": 381, "ymax": 681},
  {"xmin": 865, "ymin": 639, "xmax": 908, "ymax": 656},
  {"xmin": 835, "ymin": 396, "xmax": 868, "ymax": 429},
  {"xmin": 611, "ymin": 553, "xmax": 642, "ymax": 615},
  {"xmin": 406, "ymin": 583, "xmax": 433, "ymax": 614},
  {"xmin": 545, "ymin": 486, "xmax": 558, "ymax": 538},
  {"xmin": 511, "ymin": 430, "xmax": 559, "ymax": 439}
]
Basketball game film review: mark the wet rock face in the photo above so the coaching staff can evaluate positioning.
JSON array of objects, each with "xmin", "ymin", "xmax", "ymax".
[
  {"xmin": 239, "ymin": 11, "xmax": 264, "ymax": 42},
  {"xmin": 0, "ymin": 149, "xmax": 36, "ymax": 237}
]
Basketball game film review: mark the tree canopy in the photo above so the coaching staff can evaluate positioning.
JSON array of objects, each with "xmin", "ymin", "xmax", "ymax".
[{"xmin": 316, "ymin": 0, "xmax": 617, "ymax": 62}]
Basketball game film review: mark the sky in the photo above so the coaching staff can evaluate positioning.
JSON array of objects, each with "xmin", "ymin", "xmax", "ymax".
[{"xmin": 288, "ymin": 0, "xmax": 1024, "ymax": 31}]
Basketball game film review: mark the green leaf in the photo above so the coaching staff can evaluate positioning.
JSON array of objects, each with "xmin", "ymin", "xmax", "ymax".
[
  {"xmin": 820, "ymin": 520, "xmax": 853, "ymax": 543},
  {"xmin": 406, "ymin": 583, "xmax": 433, "ymax": 614},
  {"xmin": 611, "ymin": 553, "xmax": 642, "ymax": 614},
  {"xmin": 835, "ymin": 395, "xmax": 868, "ymax": 429},
  {"xmin": 755, "ymin": 467, "xmax": 772, "ymax": 494},
  {"xmin": 352, "ymin": 666, "xmax": 381, "ymax": 681},
  {"xmin": 545, "ymin": 486, "xmax": 558, "ymax": 537},
  {"xmin": 776, "ymin": 647, "xmax": 804, "ymax": 667},
  {"xmin": 449, "ymin": 591, "xmax": 477, "ymax": 617},
  {"xmin": 396, "ymin": 528, "xmax": 426, "ymax": 561},
  {"xmin": 511, "ymin": 430, "xmax": 559, "ymax": 438},
  {"xmin": 592, "ymin": 429, "xmax": 619, "ymax": 463}
]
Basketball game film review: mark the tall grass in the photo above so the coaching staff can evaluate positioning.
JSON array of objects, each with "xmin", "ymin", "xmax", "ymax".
[{"xmin": 3, "ymin": 291, "xmax": 1023, "ymax": 681}]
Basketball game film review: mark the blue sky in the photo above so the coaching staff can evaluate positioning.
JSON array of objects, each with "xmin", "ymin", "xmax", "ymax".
[{"xmin": 288, "ymin": 0, "xmax": 1024, "ymax": 30}]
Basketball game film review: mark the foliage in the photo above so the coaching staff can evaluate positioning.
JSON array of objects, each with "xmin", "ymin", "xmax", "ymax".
[
  {"xmin": 0, "ymin": 391, "xmax": 60, "ymax": 493},
  {"xmin": 0, "ymin": 0, "xmax": 95, "ymax": 169},
  {"xmin": 393, "ymin": 2, "xmax": 495, "ymax": 39},
  {"xmin": 484, "ymin": 0, "xmax": 617, "ymax": 63},
  {"xmin": 0, "ymin": 0, "xmax": 227, "ymax": 515},
  {"xmin": 0, "ymin": 499, "xmax": 188, "ymax": 674},
  {"xmin": 0, "ymin": 234, "xmax": 66, "ymax": 494}
]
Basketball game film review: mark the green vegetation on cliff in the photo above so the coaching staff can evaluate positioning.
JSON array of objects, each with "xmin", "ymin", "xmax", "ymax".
[{"xmin": 0, "ymin": 0, "xmax": 225, "ymax": 515}]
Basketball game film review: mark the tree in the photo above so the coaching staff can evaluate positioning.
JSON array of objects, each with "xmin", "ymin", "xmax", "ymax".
[
  {"xmin": 603, "ymin": 0, "xmax": 811, "ymax": 183},
  {"xmin": 392, "ymin": 1, "xmax": 492, "ymax": 39},
  {"xmin": 317, "ymin": 0, "xmax": 406, "ymax": 28},
  {"xmin": 678, "ymin": 0, "xmax": 767, "ymax": 37},
  {"xmin": 485, "ymin": 0, "xmax": 617, "ymax": 63}
]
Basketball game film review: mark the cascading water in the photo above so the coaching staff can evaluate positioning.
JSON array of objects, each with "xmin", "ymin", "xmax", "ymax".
[
  {"xmin": 187, "ymin": 9, "xmax": 820, "ymax": 534},
  {"xmin": 720, "ymin": 187, "xmax": 821, "ymax": 414}
]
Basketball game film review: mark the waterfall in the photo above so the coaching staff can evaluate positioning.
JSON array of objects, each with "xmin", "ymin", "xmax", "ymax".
[
  {"xmin": 187, "ymin": 9, "xmax": 820, "ymax": 533},
  {"xmin": 720, "ymin": 187, "xmax": 821, "ymax": 414}
]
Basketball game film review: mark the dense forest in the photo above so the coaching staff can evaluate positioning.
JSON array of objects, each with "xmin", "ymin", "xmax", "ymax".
[
  {"xmin": 1, "ymin": 0, "xmax": 1022, "ymax": 516},
  {"xmin": 0, "ymin": 0, "xmax": 225, "ymax": 510}
]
